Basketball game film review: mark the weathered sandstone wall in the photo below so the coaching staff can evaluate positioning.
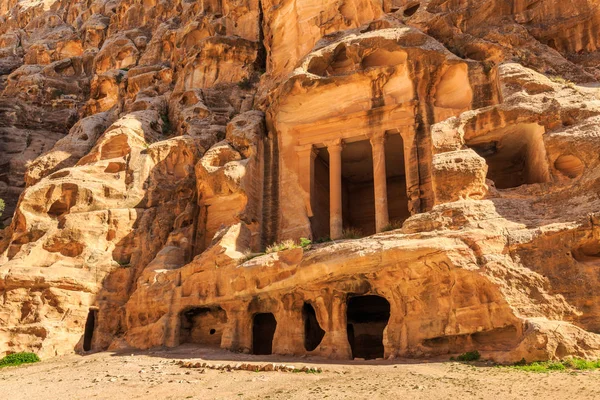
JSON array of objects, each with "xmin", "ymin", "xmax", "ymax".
[{"xmin": 0, "ymin": 0, "xmax": 600, "ymax": 363}]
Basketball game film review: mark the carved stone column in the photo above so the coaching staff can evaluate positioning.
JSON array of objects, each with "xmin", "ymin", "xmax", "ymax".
[
  {"xmin": 326, "ymin": 139, "xmax": 343, "ymax": 240},
  {"xmin": 295, "ymin": 144, "xmax": 318, "ymax": 217},
  {"xmin": 220, "ymin": 302, "xmax": 252, "ymax": 353},
  {"xmin": 369, "ymin": 133, "xmax": 389, "ymax": 232}
]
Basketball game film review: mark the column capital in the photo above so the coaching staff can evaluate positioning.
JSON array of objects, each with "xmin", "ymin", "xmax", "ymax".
[
  {"xmin": 368, "ymin": 132, "xmax": 386, "ymax": 146},
  {"xmin": 324, "ymin": 138, "xmax": 344, "ymax": 152}
]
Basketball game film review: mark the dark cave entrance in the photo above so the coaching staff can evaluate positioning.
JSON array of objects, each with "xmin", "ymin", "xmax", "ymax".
[
  {"xmin": 252, "ymin": 313, "xmax": 277, "ymax": 355},
  {"xmin": 403, "ymin": 2, "xmax": 420, "ymax": 17},
  {"xmin": 346, "ymin": 295, "xmax": 390, "ymax": 359},
  {"xmin": 303, "ymin": 303, "xmax": 325, "ymax": 351},
  {"xmin": 340, "ymin": 139, "xmax": 377, "ymax": 236},
  {"xmin": 179, "ymin": 307, "xmax": 227, "ymax": 346},
  {"xmin": 83, "ymin": 309, "xmax": 97, "ymax": 352},
  {"xmin": 467, "ymin": 123, "xmax": 549, "ymax": 189}
]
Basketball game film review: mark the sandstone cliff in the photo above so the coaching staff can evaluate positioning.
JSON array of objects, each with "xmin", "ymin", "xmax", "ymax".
[{"xmin": 0, "ymin": 0, "xmax": 600, "ymax": 363}]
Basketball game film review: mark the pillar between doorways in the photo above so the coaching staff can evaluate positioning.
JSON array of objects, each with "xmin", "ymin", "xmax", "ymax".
[
  {"xmin": 295, "ymin": 144, "xmax": 318, "ymax": 217},
  {"xmin": 325, "ymin": 138, "xmax": 343, "ymax": 240},
  {"xmin": 369, "ymin": 133, "xmax": 389, "ymax": 233}
]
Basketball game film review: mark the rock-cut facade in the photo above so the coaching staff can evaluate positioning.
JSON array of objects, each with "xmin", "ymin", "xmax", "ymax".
[{"xmin": 1, "ymin": 0, "xmax": 600, "ymax": 362}]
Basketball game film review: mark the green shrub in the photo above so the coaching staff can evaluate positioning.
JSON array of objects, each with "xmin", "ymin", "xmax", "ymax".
[
  {"xmin": 546, "ymin": 362, "xmax": 567, "ymax": 371},
  {"xmin": 0, "ymin": 352, "xmax": 41, "ymax": 368},
  {"xmin": 513, "ymin": 362, "xmax": 553, "ymax": 372},
  {"xmin": 511, "ymin": 361, "xmax": 566, "ymax": 372},
  {"xmin": 505, "ymin": 358, "xmax": 600, "ymax": 373},
  {"xmin": 456, "ymin": 351, "xmax": 481, "ymax": 362},
  {"xmin": 299, "ymin": 237, "xmax": 312, "ymax": 248},
  {"xmin": 564, "ymin": 358, "xmax": 600, "ymax": 370}
]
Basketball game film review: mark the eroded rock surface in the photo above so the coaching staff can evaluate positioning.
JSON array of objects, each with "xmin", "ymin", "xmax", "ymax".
[{"xmin": 1, "ymin": 0, "xmax": 600, "ymax": 363}]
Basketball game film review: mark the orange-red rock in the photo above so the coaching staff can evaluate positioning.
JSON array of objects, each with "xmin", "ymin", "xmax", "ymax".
[{"xmin": 1, "ymin": 0, "xmax": 600, "ymax": 364}]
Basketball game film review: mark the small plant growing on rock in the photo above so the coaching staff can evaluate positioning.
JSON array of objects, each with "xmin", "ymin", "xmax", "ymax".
[
  {"xmin": 382, "ymin": 220, "xmax": 403, "ymax": 232},
  {"xmin": 265, "ymin": 239, "xmax": 299, "ymax": 254},
  {"xmin": 549, "ymin": 75, "xmax": 568, "ymax": 84},
  {"xmin": 265, "ymin": 237, "xmax": 312, "ymax": 254},
  {"xmin": 0, "ymin": 352, "xmax": 40, "ymax": 368},
  {"xmin": 315, "ymin": 236, "xmax": 332, "ymax": 244},
  {"xmin": 548, "ymin": 75, "xmax": 576, "ymax": 89},
  {"xmin": 342, "ymin": 227, "xmax": 363, "ymax": 239},
  {"xmin": 240, "ymin": 250, "xmax": 266, "ymax": 264},
  {"xmin": 299, "ymin": 237, "xmax": 312, "ymax": 248}
]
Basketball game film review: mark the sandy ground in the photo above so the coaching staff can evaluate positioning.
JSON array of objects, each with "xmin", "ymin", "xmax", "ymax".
[{"xmin": 2, "ymin": 345, "xmax": 600, "ymax": 400}]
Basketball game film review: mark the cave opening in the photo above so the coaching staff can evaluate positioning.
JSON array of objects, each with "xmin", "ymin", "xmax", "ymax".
[
  {"xmin": 346, "ymin": 295, "xmax": 390, "ymax": 359},
  {"xmin": 573, "ymin": 241, "xmax": 600, "ymax": 263},
  {"xmin": 179, "ymin": 307, "xmax": 227, "ymax": 346},
  {"xmin": 468, "ymin": 123, "xmax": 550, "ymax": 189},
  {"xmin": 303, "ymin": 303, "xmax": 325, "ymax": 351},
  {"xmin": 48, "ymin": 200, "xmax": 69, "ymax": 217},
  {"xmin": 83, "ymin": 309, "xmax": 97, "ymax": 352},
  {"xmin": 403, "ymin": 2, "xmax": 420, "ymax": 17},
  {"xmin": 252, "ymin": 313, "xmax": 277, "ymax": 355}
]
